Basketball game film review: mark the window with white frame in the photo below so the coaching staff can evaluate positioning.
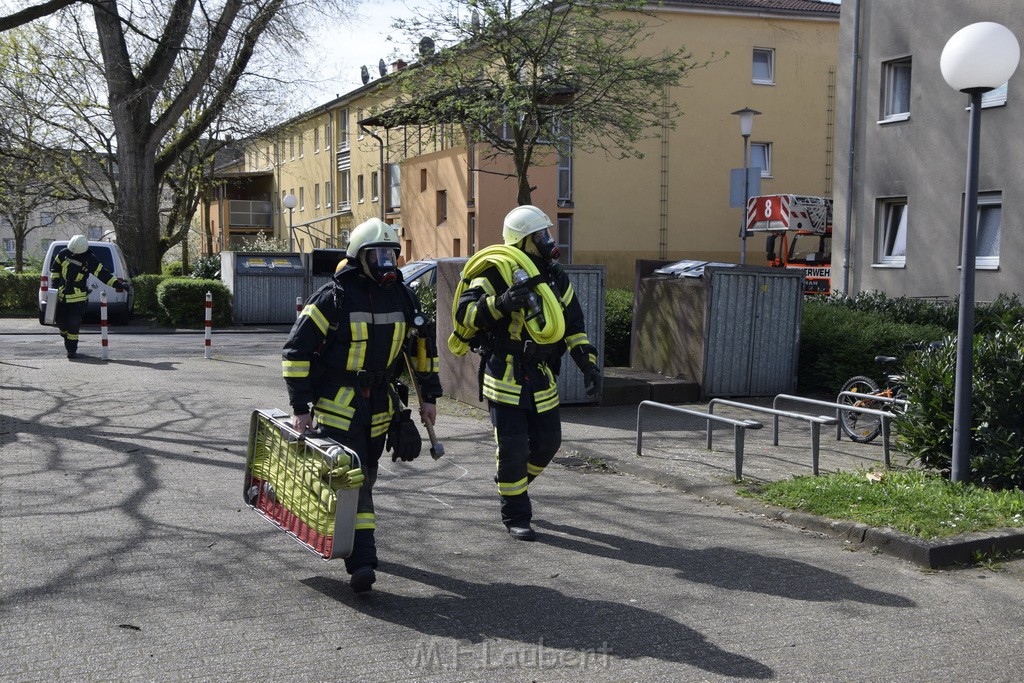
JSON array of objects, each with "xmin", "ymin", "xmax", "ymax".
[
  {"xmin": 972, "ymin": 191, "xmax": 1002, "ymax": 268},
  {"xmin": 877, "ymin": 198, "xmax": 908, "ymax": 265},
  {"xmin": 753, "ymin": 48, "xmax": 775, "ymax": 84},
  {"xmin": 357, "ymin": 175, "xmax": 365, "ymax": 203},
  {"xmin": 3, "ymin": 237, "xmax": 15, "ymax": 253},
  {"xmin": 325, "ymin": 121, "xmax": 332, "ymax": 150},
  {"xmin": 314, "ymin": 183, "xmax": 321, "ymax": 209},
  {"xmin": 371, "ymin": 171, "xmax": 379, "ymax": 202},
  {"xmin": 325, "ymin": 181, "xmax": 332, "ymax": 208},
  {"xmin": 299, "ymin": 187, "xmax": 305, "ymax": 210},
  {"xmin": 314, "ymin": 127, "xmax": 320, "ymax": 153},
  {"xmin": 388, "ymin": 163, "xmax": 401, "ymax": 211},
  {"xmin": 357, "ymin": 109, "xmax": 364, "ymax": 139},
  {"xmin": 882, "ymin": 58, "xmax": 911, "ymax": 121},
  {"xmin": 338, "ymin": 171, "xmax": 350, "ymax": 210},
  {"xmin": 298, "ymin": 134, "xmax": 304, "ymax": 158},
  {"xmin": 750, "ymin": 142, "xmax": 771, "ymax": 177},
  {"xmin": 338, "ymin": 110, "xmax": 349, "ymax": 151}
]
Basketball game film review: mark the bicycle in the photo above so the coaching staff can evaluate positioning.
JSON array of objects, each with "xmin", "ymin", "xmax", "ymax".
[{"xmin": 837, "ymin": 342, "xmax": 942, "ymax": 444}]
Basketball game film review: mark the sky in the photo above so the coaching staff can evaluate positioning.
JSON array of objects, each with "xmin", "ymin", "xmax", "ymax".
[{"xmin": 305, "ymin": 0, "xmax": 422, "ymax": 103}]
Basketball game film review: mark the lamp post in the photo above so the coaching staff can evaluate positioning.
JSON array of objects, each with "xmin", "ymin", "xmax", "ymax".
[
  {"xmin": 940, "ymin": 22, "xmax": 1020, "ymax": 483},
  {"xmin": 731, "ymin": 107, "xmax": 761, "ymax": 265},
  {"xmin": 282, "ymin": 193, "xmax": 297, "ymax": 252}
]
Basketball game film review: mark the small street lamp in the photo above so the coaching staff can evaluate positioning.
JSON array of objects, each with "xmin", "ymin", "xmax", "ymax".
[
  {"xmin": 940, "ymin": 22, "xmax": 1020, "ymax": 483},
  {"xmin": 731, "ymin": 107, "xmax": 761, "ymax": 266},
  {"xmin": 282, "ymin": 193, "xmax": 297, "ymax": 252}
]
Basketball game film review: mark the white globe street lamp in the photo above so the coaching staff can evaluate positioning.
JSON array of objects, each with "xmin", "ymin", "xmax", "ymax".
[
  {"xmin": 731, "ymin": 107, "xmax": 761, "ymax": 266},
  {"xmin": 282, "ymin": 193, "xmax": 298, "ymax": 252},
  {"xmin": 940, "ymin": 22, "xmax": 1020, "ymax": 483}
]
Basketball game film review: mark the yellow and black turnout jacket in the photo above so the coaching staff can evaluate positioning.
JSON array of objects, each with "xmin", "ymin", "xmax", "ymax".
[
  {"xmin": 282, "ymin": 264, "xmax": 442, "ymax": 436},
  {"xmin": 50, "ymin": 248, "xmax": 120, "ymax": 304}
]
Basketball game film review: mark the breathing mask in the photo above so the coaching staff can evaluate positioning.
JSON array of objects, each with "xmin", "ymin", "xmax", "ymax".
[
  {"xmin": 361, "ymin": 246, "xmax": 398, "ymax": 286},
  {"xmin": 528, "ymin": 229, "xmax": 560, "ymax": 262}
]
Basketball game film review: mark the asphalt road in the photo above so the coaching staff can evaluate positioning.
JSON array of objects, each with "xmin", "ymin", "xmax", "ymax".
[{"xmin": 2, "ymin": 321, "xmax": 1024, "ymax": 682}]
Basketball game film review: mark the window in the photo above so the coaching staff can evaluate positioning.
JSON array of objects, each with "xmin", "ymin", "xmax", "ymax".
[
  {"xmin": 371, "ymin": 171, "xmax": 379, "ymax": 202},
  {"xmin": 972, "ymin": 192, "xmax": 1002, "ymax": 268},
  {"xmin": 298, "ymin": 134, "xmax": 304, "ymax": 158},
  {"xmin": 338, "ymin": 110, "xmax": 349, "ymax": 151},
  {"xmin": 420, "ymin": 168, "xmax": 428, "ymax": 192},
  {"xmin": 289, "ymin": 136, "xmax": 295, "ymax": 160},
  {"xmin": 753, "ymin": 48, "xmax": 775, "ymax": 84},
  {"xmin": 437, "ymin": 190, "xmax": 447, "ymax": 224},
  {"xmin": 750, "ymin": 142, "xmax": 771, "ymax": 177},
  {"xmin": 357, "ymin": 174, "xmax": 365, "ymax": 203},
  {"xmin": 882, "ymin": 58, "xmax": 911, "ymax": 121},
  {"xmin": 299, "ymin": 187, "xmax": 305, "ymax": 210},
  {"xmin": 325, "ymin": 122, "xmax": 332, "ymax": 150},
  {"xmin": 314, "ymin": 183, "xmax": 321, "ymax": 209},
  {"xmin": 357, "ymin": 109, "xmax": 364, "ymax": 139},
  {"xmin": 558, "ymin": 151, "xmax": 573, "ymax": 205},
  {"xmin": 388, "ymin": 164, "xmax": 401, "ymax": 211},
  {"xmin": 325, "ymin": 181, "xmax": 332, "ymax": 208},
  {"xmin": 2, "ymin": 237, "xmax": 14, "ymax": 253},
  {"xmin": 557, "ymin": 215, "xmax": 573, "ymax": 264},
  {"xmin": 876, "ymin": 198, "xmax": 908, "ymax": 265},
  {"xmin": 314, "ymin": 127, "xmax": 320, "ymax": 153},
  {"xmin": 338, "ymin": 171, "xmax": 351, "ymax": 210}
]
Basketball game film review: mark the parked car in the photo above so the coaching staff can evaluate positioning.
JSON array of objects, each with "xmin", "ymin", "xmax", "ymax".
[
  {"xmin": 39, "ymin": 240, "xmax": 134, "ymax": 325},
  {"xmin": 400, "ymin": 258, "xmax": 438, "ymax": 289}
]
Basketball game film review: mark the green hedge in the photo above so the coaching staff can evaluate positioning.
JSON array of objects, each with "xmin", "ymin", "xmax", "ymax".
[
  {"xmin": 131, "ymin": 274, "xmax": 170, "ymax": 317},
  {"xmin": 897, "ymin": 324, "xmax": 1024, "ymax": 489},
  {"xmin": 155, "ymin": 278, "xmax": 233, "ymax": 328},
  {"xmin": 604, "ymin": 288, "xmax": 633, "ymax": 368},
  {"xmin": 798, "ymin": 300, "xmax": 947, "ymax": 393},
  {"xmin": 0, "ymin": 271, "xmax": 40, "ymax": 312}
]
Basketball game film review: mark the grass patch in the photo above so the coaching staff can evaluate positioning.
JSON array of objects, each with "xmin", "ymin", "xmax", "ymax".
[{"xmin": 738, "ymin": 469, "xmax": 1024, "ymax": 540}]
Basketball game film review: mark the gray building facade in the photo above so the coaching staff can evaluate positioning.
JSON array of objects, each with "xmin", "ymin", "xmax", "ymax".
[{"xmin": 833, "ymin": 0, "xmax": 1023, "ymax": 301}]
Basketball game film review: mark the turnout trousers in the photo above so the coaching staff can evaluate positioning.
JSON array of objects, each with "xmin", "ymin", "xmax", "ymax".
[{"xmin": 489, "ymin": 401, "xmax": 561, "ymax": 528}]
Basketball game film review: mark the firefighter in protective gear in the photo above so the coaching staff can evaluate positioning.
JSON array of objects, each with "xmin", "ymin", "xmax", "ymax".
[
  {"xmin": 452, "ymin": 205, "xmax": 601, "ymax": 542},
  {"xmin": 282, "ymin": 217, "xmax": 442, "ymax": 592},
  {"xmin": 51, "ymin": 235, "xmax": 129, "ymax": 359}
]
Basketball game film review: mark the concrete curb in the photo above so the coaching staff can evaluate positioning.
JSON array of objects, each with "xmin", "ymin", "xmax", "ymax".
[{"xmin": 584, "ymin": 443, "xmax": 1024, "ymax": 570}]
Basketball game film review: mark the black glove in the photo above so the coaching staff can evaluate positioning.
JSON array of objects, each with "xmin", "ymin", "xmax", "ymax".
[
  {"xmin": 386, "ymin": 409, "xmax": 423, "ymax": 462},
  {"xmin": 582, "ymin": 364, "xmax": 602, "ymax": 397},
  {"xmin": 494, "ymin": 283, "xmax": 532, "ymax": 314},
  {"xmin": 114, "ymin": 279, "xmax": 129, "ymax": 291}
]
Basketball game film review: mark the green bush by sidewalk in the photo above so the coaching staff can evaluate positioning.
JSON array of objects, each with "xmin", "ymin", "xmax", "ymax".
[
  {"xmin": 0, "ymin": 272, "xmax": 41, "ymax": 313},
  {"xmin": 156, "ymin": 278, "xmax": 233, "ymax": 328}
]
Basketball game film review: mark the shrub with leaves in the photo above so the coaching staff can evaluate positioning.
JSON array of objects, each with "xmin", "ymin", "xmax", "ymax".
[
  {"xmin": 604, "ymin": 288, "xmax": 634, "ymax": 368},
  {"xmin": 799, "ymin": 299, "xmax": 946, "ymax": 393},
  {"xmin": 162, "ymin": 261, "xmax": 184, "ymax": 276},
  {"xmin": 897, "ymin": 324, "xmax": 1024, "ymax": 490},
  {"xmin": 190, "ymin": 254, "xmax": 221, "ymax": 280},
  {"xmin": 131, "ymin": 274, "xmax": 168, "ymax": 317},
  {"xmin": 0, "ymin": 272, "xmax": 41, "ymax": 312},
  {"xmin": 156, "ymin": 278, "xmax": 232, "ymax": 328}
]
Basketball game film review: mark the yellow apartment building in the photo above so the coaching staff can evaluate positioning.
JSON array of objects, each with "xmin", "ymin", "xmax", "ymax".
[{"xmin": 206, "ymin": 0, "xmax": 839, "ymax": 288}]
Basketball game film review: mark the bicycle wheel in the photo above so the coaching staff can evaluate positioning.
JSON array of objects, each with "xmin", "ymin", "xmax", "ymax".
[{"xmin": 839, "ymin": 375, "xmax": 883, "ymax": 443}]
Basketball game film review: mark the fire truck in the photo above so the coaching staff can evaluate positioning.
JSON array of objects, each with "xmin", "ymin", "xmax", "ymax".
[{"xmin": 746, "ymin": 194, "xmax": 833, "ymax": 295}]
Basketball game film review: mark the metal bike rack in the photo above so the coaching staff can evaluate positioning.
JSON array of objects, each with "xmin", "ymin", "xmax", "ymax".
[
  {"xmin": 773, "ymin": 394, "xmax": 897, "ymax": 468},
  {"xmin": 636, "ymin": 400, "xmax": 762, "ymax": 480},
  {"xmin": 708, "ymin": 398, "xmax": 838, "ymax": 475}
]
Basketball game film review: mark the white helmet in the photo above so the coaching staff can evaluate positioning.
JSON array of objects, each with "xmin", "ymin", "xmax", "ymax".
[
  {"xmin": 502, "ymin": 205, "xmax": 552, "ymax": 245},
  {"xmin": 346, "ymin": 218, "xmax": 401, "ymax": 285},
  {"xmin": 68, "ymin": 235, "xmax": 89, "ymax": 254},
  {"xmin": 346, "ymin": 218, "xmax": 401, "ymax": 257}
]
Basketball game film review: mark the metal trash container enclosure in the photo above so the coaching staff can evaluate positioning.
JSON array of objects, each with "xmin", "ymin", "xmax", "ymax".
[
  {"xmin": 306, "ymin": 248, "xmax": 347, "ymax": 298},
  {"xmin": 221, "ymin": 251, "xmax": 306, "ymax": 324},
  {"xmin": 632, "ymin": 264, "xmax": 803, "ymax": 398}
]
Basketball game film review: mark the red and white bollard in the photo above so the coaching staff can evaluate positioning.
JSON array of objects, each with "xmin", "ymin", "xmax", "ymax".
[
  {"xmin": 204, "ymin": 291, "xmax": 212, "ymax": 359},
  {"xmin": 296, "ymin": 296, "xmax": 303, "ymax": 319},
  {"xmin": 100, "ymin": 291, "xmax": 109, "ymax": 360}
]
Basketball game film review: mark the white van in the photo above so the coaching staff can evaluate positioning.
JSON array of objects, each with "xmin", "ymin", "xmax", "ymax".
[{"xmin": 39, "ymin": 240, "xmax": 134, "ymax": 325}]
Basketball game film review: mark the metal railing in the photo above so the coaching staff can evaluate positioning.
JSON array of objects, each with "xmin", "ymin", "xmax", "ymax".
[
  {"xmin": 636, "ymin": 400, "xmax": 762, "ymax": 480},
  {"xmin": 773, "ymin": 394, "xmax": 898, "ymax": 467},
  {"xmin": 708, "ymin": 398, "xmax": 838, "ymax": 475}
]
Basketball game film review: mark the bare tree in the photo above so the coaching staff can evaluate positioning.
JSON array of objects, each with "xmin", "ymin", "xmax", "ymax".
[
  {"xmin": 381, "ymin": 0, "xmax": 708, "ymax": 205},
  {"xmin": 0, "ymin": 0, "xmax": 82, "ymax": 33}
]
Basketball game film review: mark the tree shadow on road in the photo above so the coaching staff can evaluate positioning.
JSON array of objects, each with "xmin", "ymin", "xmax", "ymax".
[
  {"xmin": 302, "ymin": 564, "xmax": 774, "ymax": 679},
  {"xmin": 533, "ymin": 521, "xmax": 915, "ymax": 607}
]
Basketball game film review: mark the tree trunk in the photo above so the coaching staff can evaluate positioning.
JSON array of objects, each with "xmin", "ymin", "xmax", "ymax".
[{"xmin": 114, "ymin": 139, "xmax": 163, "ymax": 273}]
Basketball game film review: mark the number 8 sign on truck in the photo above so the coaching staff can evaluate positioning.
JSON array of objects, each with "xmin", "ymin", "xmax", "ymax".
[{"xmin": 746, "ymin": 194, "xmax": 833, "ymax": 295}]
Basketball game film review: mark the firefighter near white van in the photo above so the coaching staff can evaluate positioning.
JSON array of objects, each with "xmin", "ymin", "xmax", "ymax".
[{"xmin": 745, "ymin": 194, "xmax": 833, "ymax": 295}]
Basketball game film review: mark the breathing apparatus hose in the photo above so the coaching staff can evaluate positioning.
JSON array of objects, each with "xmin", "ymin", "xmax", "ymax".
[{"xmin": 448, "ymin": 245, "xmax": 565, "ymax": 356}]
